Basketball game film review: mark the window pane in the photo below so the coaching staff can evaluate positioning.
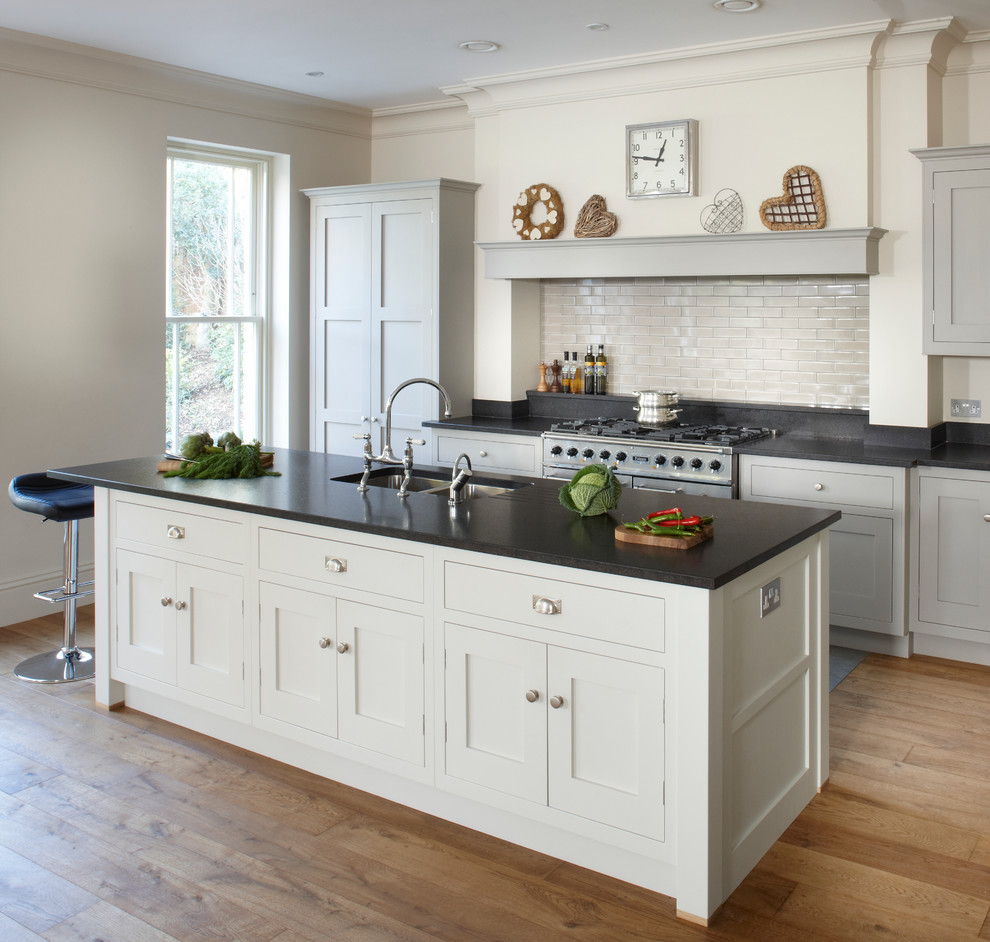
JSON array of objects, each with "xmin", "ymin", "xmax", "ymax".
[
  {"xmin": 169, "ymin": 159, "xmax": 252, "ymax": 318},
  {"xmin": 165, "ymin": 321, "xmax": 259, "ymax": 452}
]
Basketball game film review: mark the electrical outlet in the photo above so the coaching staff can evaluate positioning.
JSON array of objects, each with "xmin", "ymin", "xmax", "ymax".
[
  {"xmin": 760, "ymin": 577, "xmax": 781, "ymax": 618},
  {"xmin": 951, "ymin": 398, "xmax": 982, "ymax": 418}
]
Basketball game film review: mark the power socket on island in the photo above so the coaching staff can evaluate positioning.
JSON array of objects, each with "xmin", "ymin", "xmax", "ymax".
[{"xmin": 951, "ymin": 398, "xmax": 982, "ymax": 418}]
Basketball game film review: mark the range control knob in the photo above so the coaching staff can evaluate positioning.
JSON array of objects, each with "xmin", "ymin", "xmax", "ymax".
[
  {"xmin": 550, "ymin": 445, "xmax": 563, "ymax": 456},
  {"xmin": 654, "ymin": 455, "xmax": 667, "ymax": 466},
  {"xmin": 566, "ymin": 447, "xmax": 578, "ymax": 457},
  {"xmin": 670, "ymin": 455, "xmax": 685, "ymax": 468},
  {"xmin": 690, "ymin": 457, "xmax": 703, "ymax": 470},
  {"xmin": 582, "ymin": 448, "xmax": 595, "ymax": 459},
  {"xmin": 615, "ymin": 451, "xmax": 627, "ymax": 462},
  {"xmin": 709, "ymin": 459, "xmax": 722, "ymax": 472},
  {"xmin": 599, "ymin": 449, "xmax": 611, "ymax": 461}
]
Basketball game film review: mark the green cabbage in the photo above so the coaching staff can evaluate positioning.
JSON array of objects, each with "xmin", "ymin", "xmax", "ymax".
[{"xmin": 558, "ymin": 464, "xmax": 622, "ymax": 517}]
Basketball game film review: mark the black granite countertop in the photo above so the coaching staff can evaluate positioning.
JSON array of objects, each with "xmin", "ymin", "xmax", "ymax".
[{"xmin": 51, "ymin": 449, "xmax": 837, "ymax": 591}]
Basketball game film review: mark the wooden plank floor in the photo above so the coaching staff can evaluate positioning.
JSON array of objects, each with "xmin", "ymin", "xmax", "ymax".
[{"xmin": 2, "ymin": 610, "xmax": 990, "ymax": 941}]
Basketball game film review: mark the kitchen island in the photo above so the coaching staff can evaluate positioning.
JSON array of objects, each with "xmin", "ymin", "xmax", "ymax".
[{"xmin": 53, "ymin": 449, "xmax": 837, "ymax": 924}]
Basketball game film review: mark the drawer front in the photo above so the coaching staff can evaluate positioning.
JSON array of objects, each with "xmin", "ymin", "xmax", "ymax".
[
  {"xmin": 745, "ymin": 461, "xmax": 895, "ymax": 510},
  {"xmin": 436, "ymin": 433, "xmax": 539, "ymax": 474},
  {"xmin": 443, "ymin": 560, "xmax": 664, "ymax": 651},
  {"xmin": 258, "ymin": 527, "xmax": 424, "ymax": 603},
  {"xmin": 115, "ymin": 499, "xmax": 246, "ymax": 563}
]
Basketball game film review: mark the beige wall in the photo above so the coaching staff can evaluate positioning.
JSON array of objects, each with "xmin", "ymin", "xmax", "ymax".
[{"xmin": 0, "ymin": 30, "xmax": 369, "ymax": 624}]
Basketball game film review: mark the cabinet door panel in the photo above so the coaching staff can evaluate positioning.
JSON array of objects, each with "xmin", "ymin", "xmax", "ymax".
[
  {"xmin": 919, "ymin": 477, "xmax": 990, "ymax": 630},
  {"xmin": 337, "ymin": 599, "xmax": 424, "ymax": 765},
  {"xmin": 115, "ymin": 549, "xmax": 175, "ymax": 684},
  {"xmin": 547, "ymin": 647, "xmax": 664, "ymax": 840},
  {"xmin": 259, "ymin": 582, "xmax": 337, "ymax": 737},
  {"xmin": 444, "ymin": 623, "xmax": 546, "ymax": 803},
  {"xmin": 830, "ymin": 514, "xmax": 894, "ymax": 624},
  {"xmin": 176, "ymin": 564, "xmax": 244, "ymax": 706}
]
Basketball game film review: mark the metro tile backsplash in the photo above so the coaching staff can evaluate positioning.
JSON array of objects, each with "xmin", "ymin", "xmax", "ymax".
[{"xmin": 540, "ymin": 275, "xmax": 870, "ymax": 408}]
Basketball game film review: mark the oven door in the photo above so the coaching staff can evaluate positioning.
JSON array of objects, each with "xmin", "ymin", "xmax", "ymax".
[{"xmin": 615, "ymin": 473, "xmax": 733, "ymax": 499}]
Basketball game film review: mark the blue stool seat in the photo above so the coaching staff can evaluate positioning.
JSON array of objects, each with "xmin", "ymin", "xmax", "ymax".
[
  {"xmin": 9, "ymin": 473, "xmax": 94, "ymax": 522},
  {"xmin": 8, "ymin": 473, "xmax": 95, "ymax": 683}
]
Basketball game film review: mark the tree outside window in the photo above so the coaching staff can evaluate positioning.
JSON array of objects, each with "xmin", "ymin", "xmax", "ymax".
[{"xmin": 166, "ymin": 145, "xmax": 268, "ymax": 452}]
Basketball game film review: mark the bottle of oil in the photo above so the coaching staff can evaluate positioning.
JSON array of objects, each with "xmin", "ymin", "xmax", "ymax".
[
  {"xmin": 571, "ymin": 351, "xmax": 582, "ymax": 393},
  {"xmin": 594, "ymin": 344, "xmax": 608, "ymax": 395},
  {"xmin": 561, "ymin": 351, "xmax": 571, "ymax": 393},
  {"xmin": 584, "ymin": 345, "xmax": 595, "ymax": 395}
]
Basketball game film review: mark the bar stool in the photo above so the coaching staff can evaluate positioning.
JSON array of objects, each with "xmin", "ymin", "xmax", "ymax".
[{"xmin": 8, "ymin": 473, "xmax": 96, "ymax": 682}]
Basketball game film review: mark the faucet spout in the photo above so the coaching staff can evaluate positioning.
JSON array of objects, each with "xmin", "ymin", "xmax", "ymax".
[{"xmin": 380, "ymin": 377, "xmax": 452, "ymax": 464}]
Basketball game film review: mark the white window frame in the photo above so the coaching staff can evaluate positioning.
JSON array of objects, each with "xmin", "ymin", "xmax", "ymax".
[{"xmin": 165, "ymin": 140, "xmax": 273, "ymax": 446}]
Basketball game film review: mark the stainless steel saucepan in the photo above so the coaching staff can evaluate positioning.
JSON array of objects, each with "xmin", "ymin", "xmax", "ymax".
[{"xmin": 633, "ymin": 389, "xmax": 681, "ymax": 425}]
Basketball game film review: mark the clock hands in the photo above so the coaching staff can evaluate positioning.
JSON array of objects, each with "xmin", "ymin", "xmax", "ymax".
[{"xmin": 631, "ymin": 138, "xmax": 668, "ymax": 167}]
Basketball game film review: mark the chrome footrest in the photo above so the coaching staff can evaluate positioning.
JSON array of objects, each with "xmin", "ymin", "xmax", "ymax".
[{"xmin": 33, "ymin": 581, "xmax": 95, "ymax": 604}]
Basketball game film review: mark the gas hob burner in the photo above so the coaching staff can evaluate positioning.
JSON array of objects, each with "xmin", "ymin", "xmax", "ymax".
[{"xmin": 547, "ymin": 418, "xmax": 773, "ymax": 447}]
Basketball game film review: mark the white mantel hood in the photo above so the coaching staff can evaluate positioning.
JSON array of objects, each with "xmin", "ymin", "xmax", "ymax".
[{"xmin": 478, "ymin": 227, "xmax": 886, "ymax": 280}]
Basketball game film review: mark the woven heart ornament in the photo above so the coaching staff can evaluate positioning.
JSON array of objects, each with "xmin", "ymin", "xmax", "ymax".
[
  {"xmin": 573, "ymin": 194, "xmax": 618, "ymax": 238},
  {"xmin": 759, "ymin": 165, "xmax": 827, "ymax": 230}
]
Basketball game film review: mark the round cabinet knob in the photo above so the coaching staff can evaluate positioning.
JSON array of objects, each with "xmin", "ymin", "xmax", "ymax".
[
  {"xmin": 550, "ymin": 445, "xmax": 562, "ymax": 456},
  {"xmin": 318, "ymin": 637, "xmax": 331, "ymax": 649},
  {"xmin": 690, "ymin": 458, "xmax": 703, "ymax": 469},
  {"xmin": 525, "ymin": 689, "xmax": 540, "ymax": 703},
  {"xmin": 566, "ymin": 447, "xmax": 578, "ymax": 457},
  {"xmin": 671, "ymin": 456, "xmax": 684, "ymax": 468},
  {"xmin": 549, "ymin": 695, "xmax": 565, "ymax": 709},
  {"xmin": 709, "ymin": 459, "xmax": 722, "ymax": 472},
  {"xmin": 582, "ymin": 448, "xmax": 595, "ymax": 459},
  {"xmin": 336, "ymin": 641, "xmax": 350, "ymax": 654},
  {"xmin": 360, "ymin": 415, "xmax": 369, "ymax": 422},
  {"xmin": 814, "ymin": 483, "xmax": 824, "ymax": 491},
  {"xmin": 599, "ymin": 450, "xmax": 611, "ymax": 461},
  {"xmin": 654, "ymin": 455, "xmax": 667, "ymax": 466},
  {"xmin": 984, "ymin": 515, "xmax": 990, "ymax": 523},
  {"xmin": 325, "ymin": 557, "xmax": 347, "ymax": 573},
  {"xmin": 371, "ymin": 416, "xmax": 380, "ymax": 423},
  {"xmin": 479, "ymin": 450, "xmax": 488, "ymax": 458},
  {"xmin": 174, "ymin": 601, "xmax": 187, "ymax": 611},
  {"xmin": 615, "ymin": 451, "xmax": 627, "ymax": 462},
  {"xmin": 160, "ymin": 597, "xmax": 173, "ymax": 607}
]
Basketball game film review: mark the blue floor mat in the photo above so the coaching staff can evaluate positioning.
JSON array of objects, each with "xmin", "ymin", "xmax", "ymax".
[{"xmin": 829, "ymin": 645, "xmax": 867, "ymax": 691}]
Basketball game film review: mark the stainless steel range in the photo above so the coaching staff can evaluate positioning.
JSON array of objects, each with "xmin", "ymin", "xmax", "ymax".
[{"xmin": 542, "ymin": 418, "xmax": 774, "ymax": 498}]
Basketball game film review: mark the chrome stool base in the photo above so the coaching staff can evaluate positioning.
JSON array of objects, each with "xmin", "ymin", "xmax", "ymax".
[{"xmin": 14, "ymin": 646, "xmax": 96, "ymax": 683}]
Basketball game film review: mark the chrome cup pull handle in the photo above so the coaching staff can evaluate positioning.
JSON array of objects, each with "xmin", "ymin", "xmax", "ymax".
[
  {"xmin": 167, "ymin": 525, "xmax": 185, "ymax": 539},
  {"xmin": 532, "ymin": 595, "xmax": 561, "ymax": 615},
  {"xmin": 325, "ymin": 557, "xmax": 347, "ymax": 573}
]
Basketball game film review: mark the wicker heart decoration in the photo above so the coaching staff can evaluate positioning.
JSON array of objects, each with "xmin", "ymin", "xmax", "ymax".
[
  {"xmin": 573, "ymin": 194, "xmax": 618, "ymax": 238},
  {"xmin": 759, "ymin": 165, "xmax": 827, "ymax": 230},
  {"xmin": 512, "ymin": 183, "xmax": 565, "ymax": 240}
]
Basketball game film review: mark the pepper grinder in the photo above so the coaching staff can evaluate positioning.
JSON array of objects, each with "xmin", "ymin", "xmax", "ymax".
[
  {"xmin": 549, "ymin": 359, "xmax": 563, "ymax": 393},
  {"xmin": 537, "ymin": 361, "xmax": 548, "ymax": 392}
]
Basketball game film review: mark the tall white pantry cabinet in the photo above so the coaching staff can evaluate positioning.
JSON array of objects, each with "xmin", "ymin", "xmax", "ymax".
[{"xmin": 305, "ymin": 179, "xmax": 479, "ymax": 457}]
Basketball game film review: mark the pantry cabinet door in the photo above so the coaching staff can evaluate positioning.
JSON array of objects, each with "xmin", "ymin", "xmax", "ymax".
[
  {"xmin": 547, "ymin": 647, "xmax": 665, "ymax": 840},
  {"xmin": 312, "ymin": 202, "xmax": 373, "ymax": 455},
  {"xmin": 115, "ymin": 548, "xmax": 176, "ymax": 684},
  {"xmin": 175, "ymin": 564, "xmax": 244, "ymax": 707},
  {"xmin": 336, "ymin": 599, "xmax": 425, "ymax": 765},
  {"xmin": 444, "ymin": 623, "xmax": 547, "ymax": 803},
  {"xmin": 258, "ymin": 582, "xmax": 337, "ymax": 737}
]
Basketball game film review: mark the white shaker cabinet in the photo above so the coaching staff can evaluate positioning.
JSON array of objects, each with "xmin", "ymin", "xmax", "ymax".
[
  {"xmin": 739, "ymin": 455, "xmax": 908, "ymax": 645},
  {"xmin": 305, "ymin": 179, "xmax": 479, "ymax": 458},
  {"xmin": 433, "ymin": 427, "xmax": 541, "ymax": 477},
  {"xmin": 912, "ymin": 468, "xmax": 990, "ymax": 641},
  {"xmin": 112, "ymin": 497, "xmax": 247, "ymax": 713},
  {"xmin": 912, "ymin": 145, "xmax": 990, "ymax": 354}
]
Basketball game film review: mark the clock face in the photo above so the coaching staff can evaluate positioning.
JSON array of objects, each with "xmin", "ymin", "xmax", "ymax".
[{"xmin": 626, "ymin": 119, "xmax": 698, "ymax": 198}]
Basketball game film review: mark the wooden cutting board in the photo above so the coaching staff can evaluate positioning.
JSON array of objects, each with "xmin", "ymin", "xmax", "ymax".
[
  {"xmin": 157, "ymin": 453, "xmax": 274, "ymax": 473},
  {"xmin": 615, "ymin": 522, "xmax": 713, "ymax": 549}
]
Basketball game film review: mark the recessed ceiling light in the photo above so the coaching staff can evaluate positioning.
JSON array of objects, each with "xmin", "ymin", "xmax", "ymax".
[
  {"xmin": 713, "ymin": 0, "xmax": 762, "ymax": 11},
  {"xmin": 585, "ymin": 23, "xmax": 610, "ymax": 31},
  {"xmin": 305, "ymin": 71, "xmax": 325, "ymax": 77},
  {"xmin": 457, "ymin": 40, "xmax": 500, "ymax": 53}
]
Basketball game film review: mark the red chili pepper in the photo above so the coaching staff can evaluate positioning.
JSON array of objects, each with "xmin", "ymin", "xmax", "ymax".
[
  {"xmin": 654, "ymin": 515, "xmax": 702, "ymax": 527},
  {"xmin": 647, "ymin": 507, "xmax": 681, "ymax": 519}
]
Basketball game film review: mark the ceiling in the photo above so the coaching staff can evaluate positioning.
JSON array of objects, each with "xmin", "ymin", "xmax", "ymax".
[{"xmin": 1, "ymin": 0, "xmax": 988, "ymax": 111}]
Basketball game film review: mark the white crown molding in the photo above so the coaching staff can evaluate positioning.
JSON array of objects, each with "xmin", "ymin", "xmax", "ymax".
[
  {"xmin": 443, "ymin": 20, "xmax": 892, "ymax": 116},
  {"xmin": 372, "ymin": 98, "xmax": 465, "ymax": 118},
  {"xmin": 0, "ymin": 26, "xmax": 371, "ymax": 137}
]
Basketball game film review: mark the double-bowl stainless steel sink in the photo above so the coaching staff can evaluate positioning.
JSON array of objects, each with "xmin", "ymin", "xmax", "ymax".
[{"xmin": 331, "ymin": 468, "xmax": 533, "ymax": 500}]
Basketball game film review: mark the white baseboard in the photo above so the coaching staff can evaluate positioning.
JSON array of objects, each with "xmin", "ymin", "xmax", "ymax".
[
  {"xmin": 829, "ymin": 625, "xmax": 911, "ymax": 658},
  {"xmin": 0, "ymin": 564, "xmax": 95, "ymax": 628},
  {"xmin": 912, "ymin": 632, "xmax": 990, "ymax": 667}
]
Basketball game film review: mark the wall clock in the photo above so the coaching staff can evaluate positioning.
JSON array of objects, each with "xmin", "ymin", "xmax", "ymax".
[{"xmin": 626, "ymin": 119, "xmax": 698, "ymax": 198}]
